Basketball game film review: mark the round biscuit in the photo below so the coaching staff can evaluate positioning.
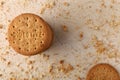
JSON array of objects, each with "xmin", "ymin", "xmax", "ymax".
[
  {"xmin": 86, "ymin": 63, "xmax": 120, "ymax": 80},
  {"xmin": 8, "ymin": 13, "xmax": 53, "ymax": 56}
]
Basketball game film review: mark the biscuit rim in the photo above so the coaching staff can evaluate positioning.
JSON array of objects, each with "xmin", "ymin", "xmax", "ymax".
[
  {"xmin": 86, "ymin": 63, "xmax": 120, "ymax": 80},
  {"xmin": 8, "ymin": 13, "xmax": 53, "ymax": 56}
]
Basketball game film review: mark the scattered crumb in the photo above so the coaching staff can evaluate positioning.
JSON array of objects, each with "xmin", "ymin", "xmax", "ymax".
[
  {"xmin": 85, "ymin": 19, "xmax": 93, "ymax": 25},
  {"xmin": 111, "ymin": 0, "xmax": 115, "ymax": 4},
  {"xmin": 39, "ymin": 74, "xmax": 45, "ymax": 79},
  {"xmin": 0, "ymin": 74, "xmax": 2, "ymax": 77},
  {"xmin": 48, "ymin": 65, "xmax": 53, "ymax": 73},
  {"xmin": 79, "ymin": 32, "xmax": 83, "ymax": 40},
  {"xmin": 8, "ymin": 20, "xmax": 11, "ymax": 22},
  {"xmin": 10, "ymin": 78, "xmax": 16, "ymax": 80},
  {"xmin": 101, "ymin": 2, "xmax": 106, "ymax": 8},
  {"xmin": 96, "ymin": 9, "xmax": 102, "ymax": 14},
  {"xmin": 62, "ymin": 25, "xmax": 68, "ymax": 32},
  {"xmin": 45, "ymin": 1, "xmax": 55, "ymax": 8},
  {"xmin": 83, "ymin": 44, "xmax": 89, "ymax": 49},
  {"xmin": 27, "ymin": 60, "xmax": 35, "ymax": 65},
  {"xmin": 77, "ymin": 77, "xmax": 81, "ymax": 80},
  {"xmin": 58, "ymin": 63, "xmax": 74, "ymax": 74},
  {"xmin": 40, "ymin": 1, "xmax": 55, "ymax": 14},
  {"xmin": 40, "ymin": 7, "xmax": 45, "ymax": 14},
  {"xmin": 23, "ymin": 78, "xmax": 28, "ymax": 80},
  {"xmin": 32, "ymin": 78, "xmax": 38, "ymax": 80},
  {"xmin": 92, "ymin": 36, "xmax": 107, "ymax": 54},
  {"xmin": 59, "ymin": 60, "xmax": 64, "ymax": 64},
  {"xmin": 42, "ymin": 54, "xmax": 49, "ymax": 61},
  {"xmin": 0, "ymin": 1, "xmax": 4, "ymax": 8},
  {"xmin": 63, "ymin": 2, "xmax": 70, "ymax": 6},
  {"xmin": 7, "ymin": 61, "xmax": 11, "ymax": 65},
  {"xmin": 0, "ymin": 24, "xmax": 3, "ymax": 29},
  {"xmin": 5, "ymin": 37, "xmax": 8, "ymax": 40}
]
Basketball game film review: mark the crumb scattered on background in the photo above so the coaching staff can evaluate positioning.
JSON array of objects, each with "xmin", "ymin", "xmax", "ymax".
[
  {"xmin": 62, "ymin": 25, "xmax": 68, "ymax": 32},
  {"xmin": 79, "ymin": 32, "xmax": 83, "ymax": 40},
  {"xmin": 92, "ymin": 36, "xmax": 107, "ymax": 54},
  {"xmin": 77, "ymin": 77, "xmax": 81, "ymax": 80},
  {"xmin": 0, "ymin": 24, "xmax": 3, "ymax": 29},
  {"xmin": 40, "ymin": 1, "xmax": 55, "ymax": 14},
  {"xmin": 58, "ymin": 60, "xmax": 74, "ymax": 74},
  {"xmin": 63, "ymin": 2, "xmax": 69, "ymax": 6}
]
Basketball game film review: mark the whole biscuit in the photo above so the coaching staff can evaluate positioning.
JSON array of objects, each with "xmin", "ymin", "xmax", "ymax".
[
  {"xmin": 86, "ymin": 63, "xmax": 120, "ymax": 80},
  {"xmin": 8, "ymin": 13, "xmax": 53, "ymax": 56}
]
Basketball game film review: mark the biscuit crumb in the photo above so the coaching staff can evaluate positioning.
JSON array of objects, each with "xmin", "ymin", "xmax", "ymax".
[
  {"xmin": 79, "ymin": 32, "xmax": 83, "ymax": 40},
  {"xmin": 0, "ymin": 74, "xmax": 2, "ymax": 77},
  {"xmin": 85, "ymin": 19, "xmax": 93, "ymax": 25},
  {"xmin": 0, "ymin": 24, "xmax": 3, "ymax": 29},
  {"xmin": 58, "ymin": 63, "xmax": 74, "ymax": 74},
  {"xmin": 27, "ymin": 60, "xmax": 35, "ymax": 65},
  {"xmin": 7, "ymin": 61, "xmax": 11, "ymax": 65},
  {"xmin": 77, "ymin": 77, "xmax": 81, "ymax": 80},
  {"xmin": 10, "ymin": 78, "xmax": 16, "ymax": 80},
  {"xmin": 59, "ymin": 60, "xmax": 64, "ymax": 64},
  {"xmin": 32, "ymin": 78, "xmax": 38, "ymax": 80},
  {"xmin": 63, "ymin": 2, "xmax": 69, "ymax": 6},
  {"xmin": 0, "ymin": 1, "xmax": 4, "ymax": 8},
  {"xmin": 43, "ymin": 54, "xmax": 50, "ymax": 60},
  {"xmin": 48, "ymin": 65, "xmax": 53, "ymax": 73},
  {"xmin": 23, "ymin": 78, "xmax": 28, "ymax": 80},
  {"xmin": 62, "ymin": 25, "xmax": 68, "ymax": 32},
  {"xmin": 40, "ymin": 1, "xmax": 55, "ymax": 14},
  {"xmin": 92, "ymin": 36, "xmax": 106, "ymax": 54},
  {"xmin": 40, "ymin": 74, "xmax": 45, "ymax": 79}
]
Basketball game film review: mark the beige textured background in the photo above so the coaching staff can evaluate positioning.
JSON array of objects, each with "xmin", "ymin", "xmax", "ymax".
[{"xmin": 0, "ymin": 0, "xmax": 120, "ymax": 80}]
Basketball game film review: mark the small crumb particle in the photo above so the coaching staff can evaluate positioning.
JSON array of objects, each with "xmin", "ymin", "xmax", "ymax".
[
  {"xmin": 85, "ymin": 19, "xmax": 93, "ymax": 25},
  {"xmin": 40, "ymin": 7, "xmax": 45, "ymax": 14},
  {"xmin": 0, "ymin": 74, "xmax": 2, "ymax": 77},
  {"xmin": 92, "ymin": 36, "xmax": 107, "ymax": 54},
  {"xmin": 0, "ymin": 24, "xmax": 3, "ymax": 29},
  {"xmin": 101, "ymin": 3, "xmax": 106, "ymax": 8},
  {"xmin": 27, "ymin": 60, "xmax": 35, "ymax": 65},
  {"xmin": 62, "ymin": 25, "xmax": 68, "ymax": 32},
  {"xmin": 43, "ymin": 54, "xmax": 49, "ymax": 60},
  {"xmin": 111, "ymin": 0, "xmax": 115, "ymax": 4},
  {"xmin": 32, "ymin": 78, "xmax": 38, "ymax": 80},
  {"xmin": 79, "ymin": 32, "xmax": 83, "ymax": 40},
  {"xmin": 48, "ymin": 65, "xmax": 53, "ymax": 73},
  {"xmin": 63, "ymin": 2, "xmax": 69, "ymax": 6},
  {"xmin": 40, "ymin": 74, "xmax": 45, "ymax": 79},
  {"xmin": 96, "ymin": 9, "xmax": 102, "ymax": 14},
  {"xmin": 58, "ymin": 63, "xmax": 74, "ymax": 74},
  {"xmin": 108, "ymin": 52, "xmax": 116, "ymax": 58},
  {"xmin": 23, "ymin": 78, "xmax": 28, "ymax": 80},
  {"xmin": 40, "ymin": 1, "xmax": 55, "ymax": 14},
  {"xmin": 7, "ymin": 61, "xmax": 11, "ymax": 65},
  {"xmin": 5, "ymin": 37, "xmax": 8, "ymax": 40},
  {"xmin": 10, "ymin": 78, "xmax": 16, "ymax": 80},
  {"xmin": 77, "ymin": 77, "xmax": 81, "ymax": 80},
  {"xmin": 8, "ymin": 20, "xmax": 11, "ymax": 22},
  {"xmin": 59, "ymin": 60, "xmax": 64, "ymax": 64},
  {"xmin": 83, "ymin": 44, "xmax": 89, "ymax": 49}
]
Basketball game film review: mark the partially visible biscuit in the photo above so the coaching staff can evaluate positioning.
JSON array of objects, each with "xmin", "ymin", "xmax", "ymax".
[
  {"xmin": 86, "ymin": 63, "xmax": 120, "ymax": 80},
  {"xmin": 8, "ymin": 13, "xmax": 53, "ymax": 56}
]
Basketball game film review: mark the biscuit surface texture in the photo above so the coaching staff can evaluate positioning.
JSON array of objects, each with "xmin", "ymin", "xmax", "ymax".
[
  {"xmin": 86, "ymin": 63, "xmax": 120, "ymax": 80},
  {"xmin": 8, "ymin": 13, "xmax": 53, "ymax": 55}
]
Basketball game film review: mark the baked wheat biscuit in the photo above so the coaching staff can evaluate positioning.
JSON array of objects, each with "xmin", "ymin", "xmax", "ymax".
[
  {"xmin": 86, "ymin": 63, "xmax": 120, "ymax": 80},
  {"xmin": 8, "ymin": 13, "xmax": 53, "ymax": 56}
]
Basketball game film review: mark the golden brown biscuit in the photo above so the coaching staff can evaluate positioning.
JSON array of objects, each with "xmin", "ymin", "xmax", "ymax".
[
  {"xmin": 8, "ymin": 13, "xmax": 53, "ymax": 56},
  {"xmin": 86, "ymin": 63, "xmax": 120, "ymax": 80}
]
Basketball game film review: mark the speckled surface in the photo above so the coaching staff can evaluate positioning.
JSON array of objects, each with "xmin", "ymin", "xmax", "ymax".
[{"xmin": 0, "ymin": 0, "xmax": 120, "ymax": 80}]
